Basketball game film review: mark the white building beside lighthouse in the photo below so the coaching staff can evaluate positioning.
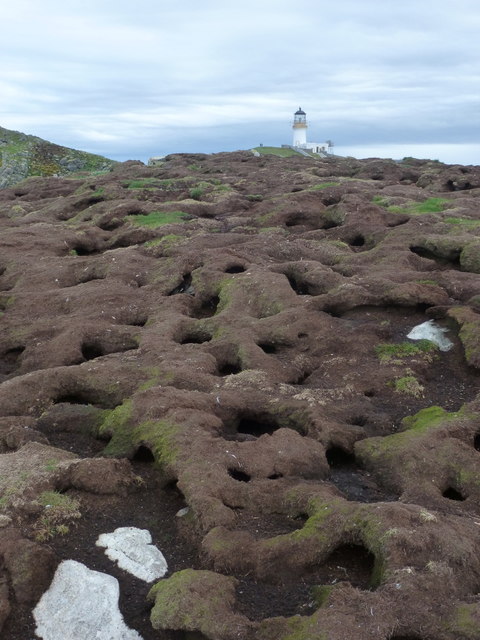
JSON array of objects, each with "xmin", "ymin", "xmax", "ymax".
[{"xmin": 291, "ymin": 107, "xmax": 330, "ymax": 155}]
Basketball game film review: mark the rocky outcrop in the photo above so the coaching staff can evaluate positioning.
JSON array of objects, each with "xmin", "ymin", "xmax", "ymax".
[{"xmin": 0, "ymin": 125, "xmax": 116, "ymax": 188}]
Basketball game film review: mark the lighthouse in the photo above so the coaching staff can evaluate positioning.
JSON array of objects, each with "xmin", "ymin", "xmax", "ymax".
[{"xmin": 292, "ymin": 107, "xmax": 307, "ymax": 147}]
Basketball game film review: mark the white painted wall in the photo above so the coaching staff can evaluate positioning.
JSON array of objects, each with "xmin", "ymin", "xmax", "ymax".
[{"xmin": 293, "ymin": 126, "xmax": 307, "ymax": 147}]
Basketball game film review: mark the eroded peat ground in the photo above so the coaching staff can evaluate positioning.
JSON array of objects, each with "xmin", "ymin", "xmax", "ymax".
[{"xmin": 1, "ymin": 152, "xmax": 480, "ymax": 640}]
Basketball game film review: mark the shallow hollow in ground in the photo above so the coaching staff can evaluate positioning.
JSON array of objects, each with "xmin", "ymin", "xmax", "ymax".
[
  {"xmin": 222, "ymin": 410, "xmax": 308, "ymax": 440},
  {"xmin": 235, "ymin": 543, "xmax": 376, "ymax": 621}
]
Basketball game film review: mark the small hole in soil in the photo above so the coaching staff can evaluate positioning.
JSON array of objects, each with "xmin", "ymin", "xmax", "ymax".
[
  {"xmin": 98, "ymin": 218, "xmax": 124, "ymax": 231},
  {"xmin": 294, "ymin": 513, "xmax": 308, "ymax": 522},
  {"xmin": 415, "ymin": 302, "xmax": 432, "ymax": 312},
  {"xmin": 236, "ymin": 416, "xmax": 278, "ymax": 438},
  {"xmin": 298, "ymin": 332, "xmax": 308, "ymax": 339},
  {"xmin": 442, "ymin": 487, "xmax": 466, "ymax": 501},
  {"xmin": 319, "ymin": 543, "xmax": 376, "ymax": 590},
  {"xmin": 258, "ymin": 342, "xmax": 277, "ymax": 354},
  {"xmin": 228, "ymin": 468, "xmax": 251, "ymax": 482},
  {"xmin": 285, "ymin": 216, "xmax": 300, "ymax": 227},
  {"xmin": 326, "ymin": 446, "xmax": 356, "ymax": 468},
  {"xmin": 81, "ymin": 341, "xmax": 104, "ymax": 360},
  {"xmin": 225, "ymin": 265, "xmax": 246, "ymax": 274},
  {"xmin": 268, "ymin": 473, "xmax": 283, "ymax": 479},
  {"xmin": 72, "ymin": 244, "xmax": 99, "ymax": 256},
  {"xmin": 218, "ymin": 361, "xmax": 242, "ymax": 376},
  {"xmin": 132, "ymin": 445, "xmax": 155, "ymax": 463},
  {"xmin": 291, "ymin": 370, "xmax": 312, "ymax": 385},
  {"xmin": 194, "ymin": 295, "xmax": 220, "ymax": 318},
  {"xmin": 474, "ymin": 433, "xmax": 480, "ymax": 451},
  {"xmin": 179, "ymin": 330, "xmax": 212, "ymax": 345},
  {"xmin": 0, "ymin": 346, "xmax": 25, "ymax": 374},
  {"xmin": 350, "ymin": 235, "xmax": 365, "ymax": 247},
  {"xmin": 364, "ymin": 389, "xmax": 376, "ymax": 397},
  {"xmin": 322, "ymin": 304, "xmax": 342, "ymax": 318},
  {"xmin": 168, "ymin": 273, "xmax": 193, "ymax": 296},
  {"xmin": 347, "ymin": 415, "xmax": 368, "ymax": 427},
  {"xmin": 128, "ymin": 316, "xmax": 148, "ymax": 327},
  {"xmin": 55, "ymin": 393, "xmax": 93, "ymax": 405},
  {"xmin": 285, "ymin": 273, "xmax": 310, "ymax": 295}
]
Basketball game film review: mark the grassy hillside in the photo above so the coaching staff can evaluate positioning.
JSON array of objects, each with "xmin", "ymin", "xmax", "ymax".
[{"xmin": 0, "ymin": 126, "xmax": 117, "ymax": 188}]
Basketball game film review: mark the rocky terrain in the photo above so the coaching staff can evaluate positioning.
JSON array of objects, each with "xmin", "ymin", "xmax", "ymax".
[
  {"xmin": 0, "ymin": 150, "xmax": 479, "ymax": 640},
  {"xmin": 0, "ymin": 125, "xmax": 116, "ymax": 188}
]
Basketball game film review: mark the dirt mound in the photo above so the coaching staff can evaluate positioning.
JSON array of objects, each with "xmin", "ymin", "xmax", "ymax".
[{"xmin": 1, "ymin": 152, "xmax": 480, "ymax": 639}]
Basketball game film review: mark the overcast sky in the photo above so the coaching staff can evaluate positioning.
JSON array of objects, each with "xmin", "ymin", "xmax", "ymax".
[{"xmin": 2, "ymin": 0, "xmax": 479, "ymax": 164}]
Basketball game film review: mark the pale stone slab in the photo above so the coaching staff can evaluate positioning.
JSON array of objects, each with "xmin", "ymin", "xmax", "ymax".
[
  {"xmin": 33, "ymin": 559, "xmax": 142, "ymax": 640},
  {"xmin": 96, "ymin": 527, "xmax": 168, "ymax": 582},
  {"xmin": 407, "ymin": 320, "xmax": 454, "ymax": 352}
]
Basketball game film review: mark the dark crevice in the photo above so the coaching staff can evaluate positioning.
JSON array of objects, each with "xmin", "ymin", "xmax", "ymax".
[
  {"xmin": 326, "ymin": 446, "xmax": 356, "ymax": 468},
  {"xmin": 179, "ymin": 329, "xmax": 212, "ymax": 344},
  {"xmin": 168, "ymin": 273, "xmax": 193, "ymax": 296},
  {"xmin": 410, "ymin": 245, "xmax": 461, "ymax": 266},
  {"xmin": 415, "ymin": 302, "xmax": 432, "ymax": 313},
  {"xmin": 128, "ymin": 316, "xmax": 148, "ymax": 327},
  {"xmin": 237, "ymin": 416, "xmax": 278, "ymax": 438},
  {"xmin": 54, "ymin": 393, "xmax": 94, "ymax": 406},
  {"xmin": 347, "ymin": 415, "xmax": 368, "ymax": 427},
  {"xmin": 72, "ymin": 244, "xmax": 102, "ymax": 256},
  {"xmin": 81, "ymin": 341, "xmax": 104, "ymax": 361},
  {"xmin": 228, "ymin": 468, "xmax": 251, "ymax": 482},
  {"xmin": 322, "ymin": 304, "xmax": 342, "ymax": 318},
  {"xmin": 285, "ymin": 273, "xmax": 310, "ymax": 295},
  {"xmin": 218, "ymin": 361, "xmax": 242, "ymax": 376},
  {"xmin": 291, "ymin": 370, "xmax": 312, "ymax": 385},
  {"xmin": 268, "ymin": 473, "xmax": 283, "ymax": 480},
  {"xmin": 364, "ymin": 389, "xmax": 376, "ymax": 397},
  {"xmin": 225, "ymin": 411, "xmax": 308, "ymax": 440},
  {"xmin": 0, "ymin": 346, "xmax": 25, "ymax": 375},
  {"xmin": 224, "ymin": 265, "xmax": 246, "ymax": 274},
  {"xmin": 474, "ymin": 432, "xmax": 480, "ymax": 451},
  {"xmin": 349, "ymin": 234, "xmax": 365, "ymax": 247},
  {"xmin": 98, "ymin": 218, "xmax": 124, "ymax": 231},
  {"xmin": 258, "ymin": 342, "xmax": 278, "ymax": 354},
  {"xmin": 442, "ymin": 487, "xmax": 466, "ymax": 501},
  {"xmin": 132, "ymin": 445, "xmax": 155, "ymax": 463},
  {"xmin": 193, "ymin": 295, "xmax": 220, "ymax": 319},
  {"xmin": 319, "ymin": 543, "xmax": 376, "ymax": 590}
]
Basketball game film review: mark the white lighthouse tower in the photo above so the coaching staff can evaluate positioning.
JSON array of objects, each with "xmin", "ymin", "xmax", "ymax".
[{"xmin": 292, "ymin": 107, "xmax": 307, "ymax": 147}]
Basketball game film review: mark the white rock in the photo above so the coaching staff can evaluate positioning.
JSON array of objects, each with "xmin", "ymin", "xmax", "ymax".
[
  {"xmin": 176, "ymin": 507, "xmax": 190, "ymax": 517},
  {"xmin": 33, "ymin": 560, "xmax": 142, "ymax": 640},
  {"xmin": 96, "ymin": 527, "xmax": 168, "ymax": 582},
  {"xmin": 407, "ymin": 320, "xmax": 454, "ymax": 352}
]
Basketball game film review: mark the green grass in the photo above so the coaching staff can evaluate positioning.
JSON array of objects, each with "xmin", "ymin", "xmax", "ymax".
[
  {"xmin": 373, "ymin": 195, "xmax": 450, "ymax": 215},
  {"xmin": 375, "ymin": 340, "xmax": 437, "ymax": 363},
  {"xmin": 310, "ymin": 181, "xmax": 340, "ymax": 190},
  {"xmin": 123, "ymin": 178, "xmax": 162, "ymax": 189},
  {"xmin": 444, "ymin": 217, "xmax": 480, "ymax": 228},
  {"xmin": 393, "ymin": 375, "xmax": 424, "ymax": 397},
  {"xmin": 253, "ymin": 146, "xmax": 303, "ymax": 157},
  {"xmin": 128, "ymin": 211, "xmax": 188, "ymax": 228}
]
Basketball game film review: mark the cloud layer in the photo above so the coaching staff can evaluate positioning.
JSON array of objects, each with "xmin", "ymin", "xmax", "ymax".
[{"xmin": 2, "ymin": 0, "xmax": 479, "ymax": 163}]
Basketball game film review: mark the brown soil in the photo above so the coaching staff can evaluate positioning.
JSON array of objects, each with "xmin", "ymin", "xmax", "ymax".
[{"xmin": 1, "ymin": 152, "xmax": 480, "ymax": 640}]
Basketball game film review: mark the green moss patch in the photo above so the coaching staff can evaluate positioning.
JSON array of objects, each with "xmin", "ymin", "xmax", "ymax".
[
  {"xmin": 128, "ymin": 211, "xmax": 189, "ymax": 228},
  {"xmin": 375, "ymin": 340, "xmax": 437, "ymax": 362},
  {"xmin": 373, "ymin": 195, "xmax": 451, "ymax": 215}
]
